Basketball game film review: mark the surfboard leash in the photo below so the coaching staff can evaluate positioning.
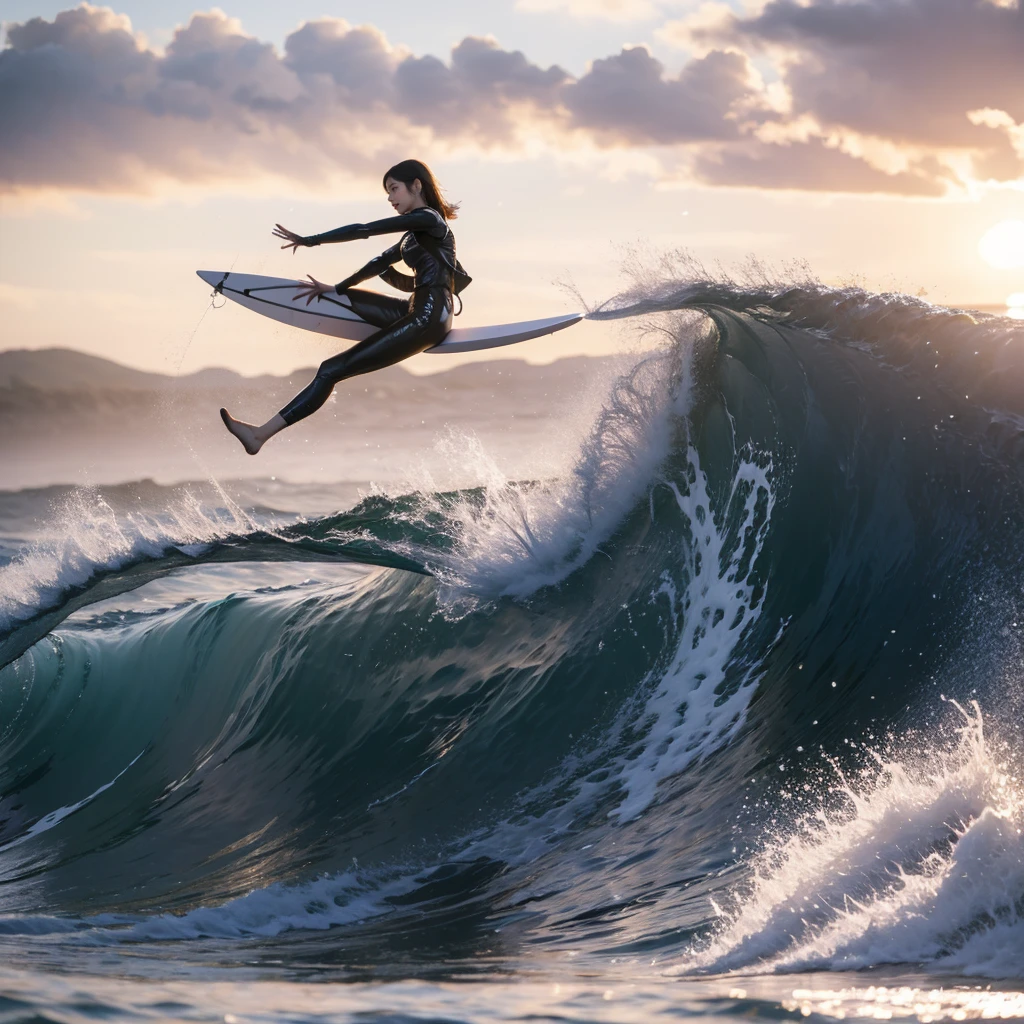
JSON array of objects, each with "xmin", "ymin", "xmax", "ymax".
[{"xmin": 175, "ymin": 256, "xmax": 238, "ymax": 376}]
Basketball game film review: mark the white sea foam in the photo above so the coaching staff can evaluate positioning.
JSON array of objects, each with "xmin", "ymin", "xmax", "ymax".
[
  {"xmin": 434, "ymin": 440, "xmax": 779, "ymax": 886},
  {"xmin": 113, "ymin": 868, "xmax": 423, "ymax": 942},
  {"xmin": 613, "ymin": 449, "xmax": 775, "ymax": 820},
  {"xmin": 403, "ymin": 344, "xmax": 687, "ymax": 603},
  {"xmin": 0, "ymin": 486, "xmax": 258, "ymax": 633},
  {"xmin": 0, "ymin": 867, "xmax": 425, "ymax": 943},
  {"xmin": 677, "ymin": 701, "xmax": 1024, "ymax": 980}
]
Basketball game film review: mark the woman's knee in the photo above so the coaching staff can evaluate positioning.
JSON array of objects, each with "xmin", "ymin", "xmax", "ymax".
[{"xmin": 316, "ymin": 356, "xmax": 348, "ymax": 382}]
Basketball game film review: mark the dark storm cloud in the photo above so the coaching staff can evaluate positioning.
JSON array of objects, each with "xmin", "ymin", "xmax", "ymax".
[{"xmin": 694, "ymin": 0, "xmax": 1024, "ymax": 178}]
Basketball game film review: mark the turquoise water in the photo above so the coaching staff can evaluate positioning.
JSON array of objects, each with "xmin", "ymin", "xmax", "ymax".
[{"xmin": 3, "ymin": 280, "xmax": 1024, "ymax": 1021}]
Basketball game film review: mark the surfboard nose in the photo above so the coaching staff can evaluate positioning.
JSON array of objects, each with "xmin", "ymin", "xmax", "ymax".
[{"xmin": 196, "ymin": 270, "xmax": 225, "ymax": 288}]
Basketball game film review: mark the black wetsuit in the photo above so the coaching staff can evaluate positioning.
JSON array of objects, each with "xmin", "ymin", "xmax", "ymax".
[{"xmin": 279, "ymin": 207, "xmax": 456, "ymax": 425}]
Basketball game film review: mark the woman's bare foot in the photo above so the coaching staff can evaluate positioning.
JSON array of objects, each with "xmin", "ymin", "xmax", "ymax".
[{"xmin": 220, "ymin": 408, "xmax": 264, "ymax": 455}]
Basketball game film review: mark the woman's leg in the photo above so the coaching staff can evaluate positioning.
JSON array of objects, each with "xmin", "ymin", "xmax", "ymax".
[
  {"xmin": 338, "ymin": 287, "xmax": 409, "ymax": 329},
  {"xmin": 222, "ymin": 290, "xmax": 450, "ymax": 454},
  {"xmin": 222, "ymin": 288, "xmax": 410, "ymax": 454},
  {"xmin": 279, "ymin": 291, "xmax": 450, "ymax": 426}
]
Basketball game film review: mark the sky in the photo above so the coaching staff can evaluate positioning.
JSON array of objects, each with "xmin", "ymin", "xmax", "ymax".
[{"xmin": 2, "ymin": 0, "xmax": 1024, "ymax": 377}]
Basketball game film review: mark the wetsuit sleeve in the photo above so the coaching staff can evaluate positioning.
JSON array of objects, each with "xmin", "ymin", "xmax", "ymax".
[
  {"xmin": 334, "ymin": 242, "xmax": 404, "ymax": 293},
  {"xmin": 308, "ymin": 208, "xmax": 446, "ymax": 246},
  {"xmin": 379, "ymin": 266, "xmax": 416, "ymax": 292}
]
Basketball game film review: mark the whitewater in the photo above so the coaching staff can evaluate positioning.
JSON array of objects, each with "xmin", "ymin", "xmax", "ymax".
[{"xmin": 3, "ymin": 259, "xmax": 1024, "ymax": 1022}]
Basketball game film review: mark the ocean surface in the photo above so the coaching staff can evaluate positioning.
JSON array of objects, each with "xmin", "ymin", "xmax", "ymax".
[{"xmin": 3, "ymin": 267, "xmax": 1024, "ymax": 1022}]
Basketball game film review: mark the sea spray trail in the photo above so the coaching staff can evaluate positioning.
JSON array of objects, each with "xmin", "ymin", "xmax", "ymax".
[{"xmin": 3, "ymin": 274, "xmax": 1024, "ymax": 990}]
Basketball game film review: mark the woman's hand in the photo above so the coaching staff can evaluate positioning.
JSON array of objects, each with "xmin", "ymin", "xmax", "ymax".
[
  {"xmin": 292, "ymin": 274, "xmax": 333, "ymax": 306},
  {"xmin": 273, "ymin": 224, "xmax": 309, "ymax": 254}
]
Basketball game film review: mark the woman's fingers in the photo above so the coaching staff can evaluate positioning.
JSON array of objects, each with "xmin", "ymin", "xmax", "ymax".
[
  {"xmin": 293, "ymin": 278, "xmax": 326, "ymax": 305},
  {"xmin": 273, "ymin": 224, "xmax": 304, "ymax": 253},
  {"xmin": 304, "ymin": 275, "xmax": 323, "ymax": 301}
]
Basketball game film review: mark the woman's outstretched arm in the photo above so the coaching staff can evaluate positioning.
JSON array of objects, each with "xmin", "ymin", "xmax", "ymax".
[
  {"xmin": 306, "ymin": 207, "xmax": 447, "ymax": 246},
  {"xmin": 273, "ymin": 209, "xmax": 445, "ymax": 253}
]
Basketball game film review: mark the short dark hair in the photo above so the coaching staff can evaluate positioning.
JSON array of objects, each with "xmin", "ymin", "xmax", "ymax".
[{"xmin": 383, "ymin": 159, "xmax": 459, "ymax": 220}]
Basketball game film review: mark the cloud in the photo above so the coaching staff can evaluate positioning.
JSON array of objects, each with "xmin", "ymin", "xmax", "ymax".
[
  {"xmin": 693, "ymin": 137, "xmax": 949, "ymax": 195},
  {"xmin": 281, "ymin": 19, "xmax": 402, "ymax": 109},
  {"xmin": 690, "ymin": 0, "xmax": 1024, "ymax": 179},
  {"xmin": 1, "ymin": 2, "xmax": 1018, "ymax": 199},
  {"xmin": 0, "ymin": 5, "xmax": 570, "ymax": 193},
  {"xmin": 0, "ymin": 6, "xmax": 332, "ymax": 192},
  {"xmin": 968, "ymin": 107, "xmax": 1024, "ymax": 177},
  {"xmin": 514, "ymin": 0, "xmax": 660, "ymax": 21},
  {"xmin": 0, "ymin": 5, "xmax": 760, "ymax": 194},
  {"xmin": 564, "ymin": 46, "xmax": 766, "ymax": 143},
  {"xmin": 394, "ymin": 36, "xmax": 569, "ymax": 140}
]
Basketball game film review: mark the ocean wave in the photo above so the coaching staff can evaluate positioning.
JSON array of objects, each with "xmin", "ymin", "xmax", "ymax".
[
  {"xmin": 3, "ymin": 272, "xmax": 1024, "ymax": 982},
  {"xmin": 679, "ymin": 701, "xmax": 1024, "ymax": 979}
]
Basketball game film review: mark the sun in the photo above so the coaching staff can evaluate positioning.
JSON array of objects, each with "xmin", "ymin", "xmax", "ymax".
[{"xmin": 979, "ymin": 220, "xmax": 1024, "ymax": 270}]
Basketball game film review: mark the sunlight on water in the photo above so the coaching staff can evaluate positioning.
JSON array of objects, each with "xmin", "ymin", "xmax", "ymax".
[{"xmin": 780, "ymin": 985, "xmax": 1024, "ymax": 1021}]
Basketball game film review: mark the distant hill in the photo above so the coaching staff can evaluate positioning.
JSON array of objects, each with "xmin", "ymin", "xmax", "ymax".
[
  {"xmin": 0, "ymin": 347, "xmax": 616, "ymax": 396},
  {"xmin": 0, "ymin": 347, "xmax": 627, "ymax": 491},
  {"xmin": 0, "ymin": 348, "xmax": 283, "ymax": 392},
  {"xmin": 0, "ymin": 348, "xmax": 166, "ymax": 391}
]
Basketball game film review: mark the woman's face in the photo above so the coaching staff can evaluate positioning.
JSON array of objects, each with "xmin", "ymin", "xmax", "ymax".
[{"xmin": 385, "ymin": 176, "xmax": 424, "ymax": 215}]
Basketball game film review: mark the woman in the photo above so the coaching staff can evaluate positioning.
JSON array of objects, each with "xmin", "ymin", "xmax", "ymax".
[{"xmin": 220, "ymin": 159, "xmax": 460, "ymax": 455}]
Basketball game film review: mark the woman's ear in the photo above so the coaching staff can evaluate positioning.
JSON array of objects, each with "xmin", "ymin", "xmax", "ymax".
[{"xmin": 412, "ymin": 178, "xmax": 423, "ymax": 195}]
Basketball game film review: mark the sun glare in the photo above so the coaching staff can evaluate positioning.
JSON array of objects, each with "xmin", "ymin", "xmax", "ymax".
[
  {"xmin": 1008, "ymin": 291, "xmax": 1024, "ymax": 320},
  {"xmin": 979, "ymin": 219, "xmax": 1024, "ymax": 270}
]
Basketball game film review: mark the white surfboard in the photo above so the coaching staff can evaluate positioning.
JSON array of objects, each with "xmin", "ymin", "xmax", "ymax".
[{"xmin": 197, "ymin": 271, "xmax": 582, "ymax": 354}]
